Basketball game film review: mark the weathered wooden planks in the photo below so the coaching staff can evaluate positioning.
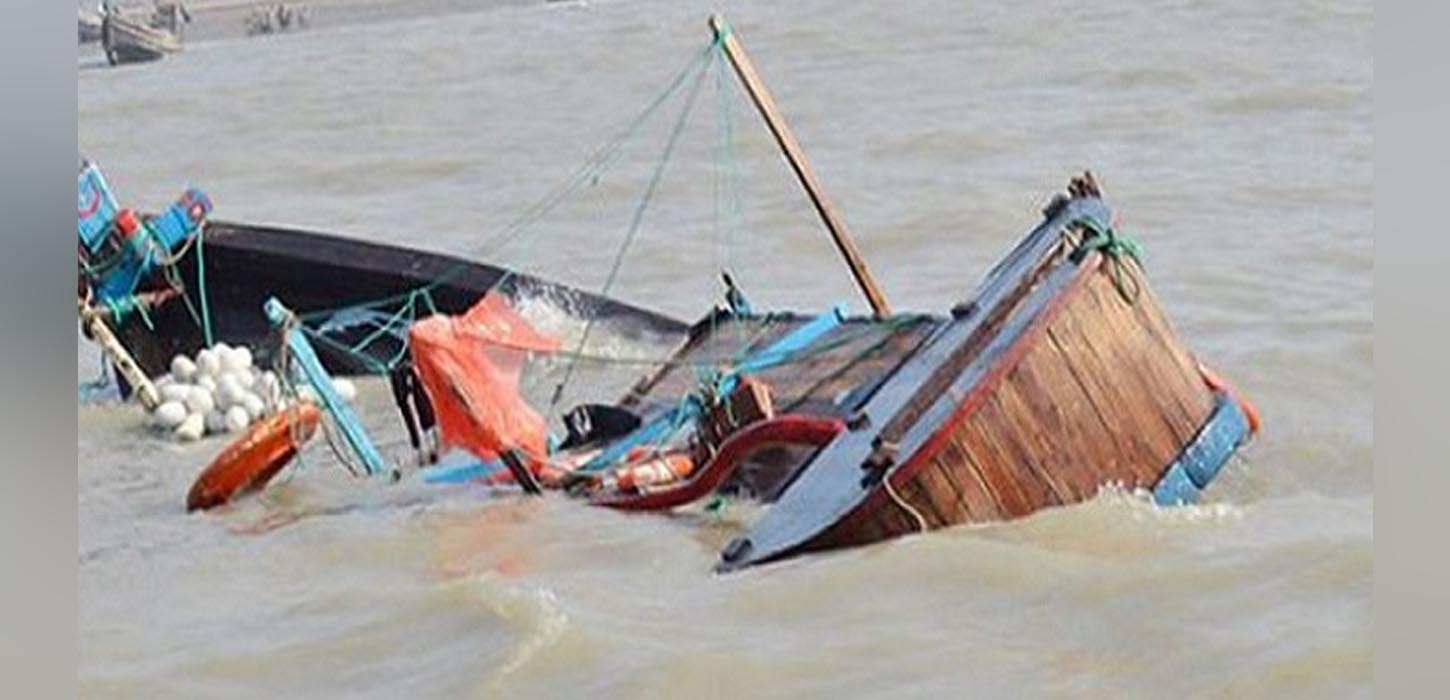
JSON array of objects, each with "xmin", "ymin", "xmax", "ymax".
[
  {"xmin": 823, "ymin": 253, "xmax": 1217, "ymax": 548},
  {"xmin": 623, "ymin": 314, "xmax": 941, "ymax": 420}
]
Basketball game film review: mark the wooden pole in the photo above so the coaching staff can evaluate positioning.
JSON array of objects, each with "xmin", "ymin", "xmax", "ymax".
[
  {"xmin": 709, "ymin": 14, "xmax": 892, "ymax": 316},
  {"xmin": 79, "ymin": 298, "xmax": 160, "ymax": 410}
]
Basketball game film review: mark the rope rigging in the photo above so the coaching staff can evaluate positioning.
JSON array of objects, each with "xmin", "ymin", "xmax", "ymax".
[
  {"xmin": 251, "ymin": 28, "xmax": 900, "ymax": 456},
  {"xmin": 273, "ymin": 36, "xmax": 736, "ymax": 386},
  {"xmin": 549, "ymin": 42, "xmax": 715, "ymax": 414}
]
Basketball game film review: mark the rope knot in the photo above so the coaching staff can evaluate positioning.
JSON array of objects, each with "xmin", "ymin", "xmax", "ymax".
[{"xmin": 1072, "ymin": 217, "xmax": 1145, "ymax": 304}]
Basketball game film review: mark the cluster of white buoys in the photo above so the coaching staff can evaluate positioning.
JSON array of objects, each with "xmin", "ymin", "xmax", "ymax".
[{"xmin": 149, "ymin": 343, "xmax": 356, "ymax": 442}]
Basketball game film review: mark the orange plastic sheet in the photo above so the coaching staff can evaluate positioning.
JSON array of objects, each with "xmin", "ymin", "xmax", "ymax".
[{"xmin": 408, "ymin": 293, "xmax": 561, "ymax": 464}]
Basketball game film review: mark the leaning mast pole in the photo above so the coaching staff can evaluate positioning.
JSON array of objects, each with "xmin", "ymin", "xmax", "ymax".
[{"xmin": 709, "ymin": 14, "xmax": 892, "ymax": 316}]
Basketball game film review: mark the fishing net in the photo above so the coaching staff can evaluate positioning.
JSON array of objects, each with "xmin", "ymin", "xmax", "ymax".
[{"xmin": 408, "ymin": 293, "xmax": 562, "ymax": 463}]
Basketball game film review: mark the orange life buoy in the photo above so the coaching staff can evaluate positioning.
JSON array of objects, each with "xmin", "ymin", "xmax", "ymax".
[
  {"xmin": 1197, "ymin": 363, "xmax": 1262, "ymax": 436},
  {"xmin": 186, "ymin": 402, "xmax": 321, "ymax": 512}
]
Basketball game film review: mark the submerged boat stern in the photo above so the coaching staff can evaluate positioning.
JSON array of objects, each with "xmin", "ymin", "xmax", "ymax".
[{"xmin": 718, "ymin": 182, "xmax": 1257, "ymax": 572}]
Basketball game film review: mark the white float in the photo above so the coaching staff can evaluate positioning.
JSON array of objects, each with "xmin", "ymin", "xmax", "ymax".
[
  {"xmin": 241, "ymin": 393, "xmax": 267, "ymax": 421},
  {"xmin": 175, "ymin": 413, "xmax": 205, "ymax": 442},
  {"xmin": 170, "ymin": 355, "xmax": 197, "ymax": 383},
  {"xmin": 154, "ymin": 401, "xmax": 188, "ymax": 429},
  {"xmin": 195, "ymin": 348, "xmax": 221, "ymax": 378},
  {"xmin": 224, "ymin": 406, "xmax": 251, "ymax": 433},
  {"xmin": 184, "ymin": 385, "xmax": 215, "ymax": 415},
  {"xmin": 332, "ymin": 378, "xmax": 357, "ymax": 403},
  {"xmin": 159, "ymin": 383, "xmax": 192, "ymax": 404},
  {"xmin": 204, "ymin": 409, "xmax": 228, "ymax": 435},
  {"xmin": 148, "ymin": 342, "xmax": 358, "ymax": 441}
]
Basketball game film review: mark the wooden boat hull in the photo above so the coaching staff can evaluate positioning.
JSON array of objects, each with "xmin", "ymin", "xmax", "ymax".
[
  {"xmin": 718, "ymin": 192, "xmax": 1251, "ymax": 571},
  {"xmin": 79, "ymin": 12, "xmax": 104, "ymax": 44},
  {"xmin": 112, "ymin": 220, "xmax": 690, "ymax": 380},
  {"xmin": 102, "ymin": 15, "xmax": 180, "ymax": 66}
]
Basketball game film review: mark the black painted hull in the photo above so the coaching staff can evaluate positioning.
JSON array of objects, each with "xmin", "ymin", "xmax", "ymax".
[{"xmin": 113, "ymin": 220, "xmax": 689, "ymax": 379}]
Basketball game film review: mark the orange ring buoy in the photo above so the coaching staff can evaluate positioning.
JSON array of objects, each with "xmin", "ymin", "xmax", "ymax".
[
  {"xmin": 186, "ymin": 402, "xmax": 321, "ymax": 512},
  {"xmin": 1197, "ymin": 363, "xmax": 1262, "ymax": 436}
]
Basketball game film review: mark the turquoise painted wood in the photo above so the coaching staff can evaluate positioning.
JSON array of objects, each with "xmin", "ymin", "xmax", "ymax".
[
  {"xmin": 265, "ymin": 297, "xmax": 391, "ymax": 478},
  {"xmin": 419, "ymin": 451, "xmax": 505, "ymax": 484},
  {"xmin": 1152, "ymin": 393, "xmax": 1249, "ymax": 506},
  {"xmin": 579, "ymin": 304, "xmax": 848, "ymax": 473}
]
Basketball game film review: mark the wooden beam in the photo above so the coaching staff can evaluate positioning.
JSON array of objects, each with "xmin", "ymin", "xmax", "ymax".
[
  {"xmin": 709, "ymin": 14, "xmax": 892, "ymax": 316},
  {"xmin": 79, "ymin": 298, "xmax": 160, "ymax": 410}
]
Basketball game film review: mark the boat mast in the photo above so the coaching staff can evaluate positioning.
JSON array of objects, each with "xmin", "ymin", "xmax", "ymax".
[{"xmin": 709, "ymin": 14, "xmax": 892, "ymax": 316}]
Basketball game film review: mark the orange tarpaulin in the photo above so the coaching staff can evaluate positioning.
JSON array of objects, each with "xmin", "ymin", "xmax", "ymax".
[{"xmin": 408, "ymin": 293, "xmax": 561, "ymax": 464}]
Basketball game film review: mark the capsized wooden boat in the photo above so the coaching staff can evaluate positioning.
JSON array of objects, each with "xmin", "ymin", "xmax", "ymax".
[
  {"xmin": 111, "ymin": 220, "xmax": 691, "ymax": 380},
  {"xmin": 162, "ymin": 16, "xmax": 1256, "ymax": 567},
  {"xmin": 713, "ymin": 178, "xmax": 1256, "ymax": 571},
  {"xmin": 390, "ymin": 17, "xmax": 1258, "ymax": 571},
  {"xmin": 550, "ymin": 178, "xmax": 1254, "ymax": 572}
]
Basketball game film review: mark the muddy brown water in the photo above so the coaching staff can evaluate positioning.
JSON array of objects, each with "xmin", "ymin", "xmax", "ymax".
[{"xmin": 79, "ymin": 1, "xmax": 1372, "ymax": 697}]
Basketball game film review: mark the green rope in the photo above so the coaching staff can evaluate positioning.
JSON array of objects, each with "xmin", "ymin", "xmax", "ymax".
[
  {"xmin": 299, "ymin": 325, "xmax": 393, "ymax": 375},
  {"xmin": 293, "ymin": 39, "xmax": 721, "ymax": 328},
  {"xmin": 102, "ymin": 295, "xmax": 155, "ymax": 331},
  {"xmin": 704, "ymin": 495, "xmax": 726, "ymax": 514},
  {"xmin": 312, "ymin": 271, "xmax": 500, "ymax": 378},
  {"xmin": 347, "ymin": 291, "xmax": 418, "ymax": 355},
  {"xmin": 1073, "ymin": 217, "xmax": 1145, "ymax": 304},
  {"xmin": 549, "ymin": 46, "xmax": 715, "ymax": 414},
  {"xmin": 712, "ymin": 39, "xmax": 752, "ymax": 355},
  {"xmin": 289, "ymin": 287, "xmax": 932, "ymax": 412}
]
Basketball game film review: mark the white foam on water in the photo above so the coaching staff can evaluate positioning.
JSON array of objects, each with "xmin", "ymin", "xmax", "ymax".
[{"xmin": 465, "ymin": 574, "xmax": 570, "ymax": 683}]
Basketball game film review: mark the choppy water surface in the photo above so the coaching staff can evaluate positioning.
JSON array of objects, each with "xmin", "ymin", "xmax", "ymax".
[{"xmin": 78, "ymin": 1, "xmax": 1373, "ymax": 697}]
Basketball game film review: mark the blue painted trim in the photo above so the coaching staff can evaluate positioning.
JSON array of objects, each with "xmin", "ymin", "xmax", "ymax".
[
  {"xmin": 419, "ymin": 451, "xmax": 505, "ymax": 484},
  {"xmin": 579, "ymin": 304, "xmax": 848, "ymax": 473},
  {"xmin": 265, "ymin": 297, "xmax": 391, "ymax": 478},
  {"xmin": 78, "ymin": 164, "xmax": 120, "ymax": 250},
  {"xmin": 1152, "ymin": 464, "xmax": 1200, "ymax": 507},
  {"xmin": 735, "ymin": 305, "xmax": 847, "ymax": 376},
  {"xmin": 1152, "ymin": 393, "xmax": 1250, "ymax": 506},
  {"xmin": 577, "ymin": 401, "xmax": 698, "ymax": 473}
]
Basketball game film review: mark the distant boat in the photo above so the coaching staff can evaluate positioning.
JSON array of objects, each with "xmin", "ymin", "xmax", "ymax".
[
  {"xmin": 101, "ymin": 10, "xmax": 182, "ymax": 66},
  {"xmin": 147, "ymin": 2, "xmax": 192, "ymax": 32},
  {"xmin": 245, "ymin": 3, "xmax": 309, "ymax": 37},
  {"xmin": 79, "ymin": 8, "xmax": 104, "ymax": 44}
]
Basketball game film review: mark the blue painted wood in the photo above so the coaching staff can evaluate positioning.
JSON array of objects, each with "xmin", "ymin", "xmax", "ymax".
[
  {"xmin": 1151, "ymin": 464, "xmax": 1200, "ymax": 506},
  {"xmin": 579, "ymin": 305, "xmax": 849, "ymax": 474},
  {"xmin": 419, "ymin": 451, "xmax": 505, "ymax": 484},
  {"xmin": 718, "ymin": 197, "xmax": 1113, "ymax": 572},
  {"xmin": 1152, "ymin": 392, "xmax": 1249, "ymax": 505},
  {"xmin": 77, "ymin": 164, "xmax": 120, "ymax": 250},
  {"xmin": 85, "ymin": 181, "xmax": 213, "ymax": 303},
  {"xmin": 577, "ymin": 400, "xmax": 699, "ymax": 473},
  {"xmin": 734, "ymin": 305, "xmax": 848, "ymax": 376},
  {"xmin": 265, "ymin": 297, "xmax": 391, "ymax": 477}
]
